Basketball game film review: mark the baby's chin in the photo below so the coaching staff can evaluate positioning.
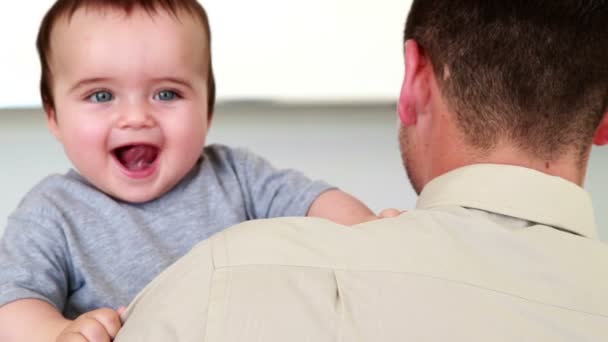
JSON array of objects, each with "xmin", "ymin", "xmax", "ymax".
[
  {"xmin": 94, "ymin": 176, "xmax": 173, "ymax": 205},
  {"xmin": 106, "ymin": 186, "xmax": 169, "ymax": 204}
]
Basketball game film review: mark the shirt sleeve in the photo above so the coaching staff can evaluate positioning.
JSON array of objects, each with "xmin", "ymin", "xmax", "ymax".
[
  {"xmin": 223, "ymin": 146, "xmax": 336, "ymax": 219},
  {"xmin": 0, "ymin": 213, "xmax": 70, "ymax": 311}
]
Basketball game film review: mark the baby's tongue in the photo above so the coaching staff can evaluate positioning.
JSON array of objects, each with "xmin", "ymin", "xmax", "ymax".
[{"xmin": 116, "ymin": 145, "xmax": 158, "ymax": 171}]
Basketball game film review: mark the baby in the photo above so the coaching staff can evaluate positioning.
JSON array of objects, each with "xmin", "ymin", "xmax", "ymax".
[{"xmin": 0, "ymin": 1, "xmax": 374, "ymax": 341}]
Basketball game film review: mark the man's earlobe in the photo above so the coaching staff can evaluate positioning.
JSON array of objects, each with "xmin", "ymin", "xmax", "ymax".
[
  {"xmin": 398, "ymin": 81, "xmax": 416, "ymax": 126},
  {"xmin": 593, "ymin": 113, "xmax": 608, "ymax": 146},
  {"xmin": 398, "ymin": 40, "xmax": 423, "ymax": 126}
]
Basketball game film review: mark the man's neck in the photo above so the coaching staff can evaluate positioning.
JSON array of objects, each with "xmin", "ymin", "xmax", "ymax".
[
  {"xmin": 419, "ymin": 101, "xmax": 591, "ymax": 189},
  {"xmin": 449, "ymin": 145, "xmax": 589, "ymax": 187},
  {"xmin": 422, "ymin": 129, "xmax": 590, "ymax": 188}
]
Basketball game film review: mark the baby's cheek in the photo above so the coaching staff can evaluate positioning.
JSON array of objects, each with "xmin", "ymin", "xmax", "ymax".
[{"xmin": 61, "ymin": 120, "xmax": 109, "ymax": 166}]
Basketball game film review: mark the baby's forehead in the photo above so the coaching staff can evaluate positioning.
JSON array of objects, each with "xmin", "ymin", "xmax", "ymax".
[
  {"xmin": 56, "ymin": 5, "xmax": 207, "ymax": 34},
  {"xmin": 45, "ymin": 7, "xmax": 211, "ymax": 84},
  {"xmin": 50, "ymin": 6, "xmax": 210, "ymax": 65},
  {"xmin": 48, "ymin": 5, "xmax": 208, "ymax": 51}
]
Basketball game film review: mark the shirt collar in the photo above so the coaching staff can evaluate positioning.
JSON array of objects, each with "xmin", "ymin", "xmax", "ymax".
[{"xmin": 416, "ymin": 164, "xmax": 598, "ymax": 239}]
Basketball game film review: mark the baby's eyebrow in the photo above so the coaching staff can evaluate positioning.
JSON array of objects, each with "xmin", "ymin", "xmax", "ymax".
[
  {"xmin": 151, "ymin": 77, "xmax": 193, "ymax": 89},
  {"xmin": 67, "ymin": 77, "xmax": 195, "ymax": 93},
  {"xmin": 69, "ymin": 78, "xmax": 111, "ymax": 93}
]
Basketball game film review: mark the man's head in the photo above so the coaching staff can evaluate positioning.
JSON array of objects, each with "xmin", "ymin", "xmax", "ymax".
[
  {"xmin": 37, "ymin": 0, "xmax": 216, "ymax": 203},
  {"xmin": 399, "ymin": 0, "xmax": 608, "ymax": 193}
]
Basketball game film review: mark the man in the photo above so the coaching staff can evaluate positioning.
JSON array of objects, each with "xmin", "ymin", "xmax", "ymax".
[{"xmin": 116, "ymin": 1, "xmax": 608, "ymax": 340}]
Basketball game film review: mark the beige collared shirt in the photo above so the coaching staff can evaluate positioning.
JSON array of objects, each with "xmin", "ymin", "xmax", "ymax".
[{"xmin": 116, "ymin": 165, "xmax": 608, "ymax": 341}]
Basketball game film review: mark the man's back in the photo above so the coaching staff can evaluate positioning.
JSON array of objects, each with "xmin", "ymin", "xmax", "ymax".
[{"xmin": 116, "ymin": 165, "xmax": 608, "ymax": 341}]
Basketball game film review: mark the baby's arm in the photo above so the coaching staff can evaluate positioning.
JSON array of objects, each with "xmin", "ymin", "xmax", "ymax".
[
  {"xmin": 0, "ymin": 299, "xmax": 122, "ymax": 342},
  {"xmin": 0, "ymin": 299, "xmax": 69, "ymax": 341},
  {"xmin": 307, "ymin": 189, "xmax": 375, "ymax": 225},
  {"xmin": 226, "ymin": 147, "xmax": 375, "ymax": 224}
]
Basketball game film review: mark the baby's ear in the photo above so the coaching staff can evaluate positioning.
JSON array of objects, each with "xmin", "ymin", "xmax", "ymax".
[
  {"xmin": 45, "ymin": 105, "xmax": 61, "ymax": 141},
  {"xmin": 207, "ymin": 110, "xmax": 214, "ymax": 126},
  {"xmin": 593, "ymin": 113, "xmax": 608, "ymax": 146}
]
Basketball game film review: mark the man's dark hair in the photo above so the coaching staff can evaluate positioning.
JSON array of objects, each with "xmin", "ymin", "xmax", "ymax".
[
  {"xmin": 405, "ymin": 0, "xmax": 608, "ymax": 160},
  {"xmin": 37, "ymin": 0, "xmax": 216, "ymax": 114}
]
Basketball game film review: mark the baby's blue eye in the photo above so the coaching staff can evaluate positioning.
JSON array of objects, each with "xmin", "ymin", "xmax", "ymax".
[
  {"xmin": 154, "ymin": 90, "xmax": 178, "ymax": 101},
  {"xmin": 89, "ymin": 91, "xmax": 113, "ymax": 103}
]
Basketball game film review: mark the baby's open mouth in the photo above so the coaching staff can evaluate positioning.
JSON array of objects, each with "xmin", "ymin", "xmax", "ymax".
[{"xmin": 113, "ymin": 144, "xmax": 159, "ymax": 172}]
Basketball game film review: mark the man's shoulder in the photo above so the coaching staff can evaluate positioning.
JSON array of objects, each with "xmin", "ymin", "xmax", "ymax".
[
  {"xmin": 205, "ymin": 212, "xmax": 461, "ymax": 271},
  {"xmin": 206, "ymin": 208, "xmax": 608, "ymax": 268},
  {"xmin": 199, "ymin": 210, "xmax": 608, "ymax": 316}
]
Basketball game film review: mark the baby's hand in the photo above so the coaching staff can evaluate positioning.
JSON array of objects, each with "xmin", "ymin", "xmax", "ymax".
[
  {"xmin": 56, "ymin": 307, "xmax": 123, "ymax": 342},
  {"xmin": 357, "ymin": 208, "xmax": 406, "ymax": 224},
  {"xmin": 377, "ymin": 208, "xmax": 405, "ymax": 218}
]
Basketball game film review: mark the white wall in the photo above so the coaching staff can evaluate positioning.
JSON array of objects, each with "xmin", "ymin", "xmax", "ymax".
[{"xmin": 0, "ymin": 0, "xmax": 411, "ymax": 108}]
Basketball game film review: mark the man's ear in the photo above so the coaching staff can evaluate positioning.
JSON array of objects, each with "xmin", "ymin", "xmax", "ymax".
[
  {"xmin": 398, "ymin": 40, "xmax": 429, "ymax": 126},
  {"xmin": 45, "ymin": 105, "xmax": 62, "ymax": 141},
  {"xmin": 593, "ymin": 112, "xmax": 608, "ymax": 146}
]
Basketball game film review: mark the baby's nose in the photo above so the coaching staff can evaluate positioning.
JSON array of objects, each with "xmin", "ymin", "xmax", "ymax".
[{"xmin": 117, "ymin": 105, "xmax": 155, "ymax": 129}]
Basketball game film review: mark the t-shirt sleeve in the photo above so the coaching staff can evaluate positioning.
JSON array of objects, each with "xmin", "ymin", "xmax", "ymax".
[
  {"xmin": 222, "ymin": 146, "xmax": 335, "ymax": 219},
  {"xmin": 0, "ymin": 212, "xmax": 70, "ymax": 311}
]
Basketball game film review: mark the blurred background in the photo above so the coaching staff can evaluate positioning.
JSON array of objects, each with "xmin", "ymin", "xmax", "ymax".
[{"xmin": 1, "ymin": 0, "xmax": 606, "ymax": 240}]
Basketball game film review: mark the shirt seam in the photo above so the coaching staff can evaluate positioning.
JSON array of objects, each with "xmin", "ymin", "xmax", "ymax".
[{"xmin": 213, "ymin": 263, "xmax": 607, "ymax": 318}]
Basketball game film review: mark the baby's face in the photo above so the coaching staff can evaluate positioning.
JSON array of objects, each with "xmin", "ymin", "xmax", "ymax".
[{"xmin": 47, "ymin": 7, "xmax": 211, "ymax": 203}]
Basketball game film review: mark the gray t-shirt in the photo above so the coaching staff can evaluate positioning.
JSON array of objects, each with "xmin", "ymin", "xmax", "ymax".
[{"xmin": 0, "ymin": 144, "xmax": 332, "ymax": 319}]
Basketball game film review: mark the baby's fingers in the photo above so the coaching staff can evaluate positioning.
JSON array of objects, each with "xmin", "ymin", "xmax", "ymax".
[
  {"xmin": 86, "ymin": 308, "xmax": 122, "ymax": 339},
  {"xmin": 57, "ymin": 331, "xmax": 89, "ymax": 342},
  {"xmin": 58, "ymin": 308, "xmax": 122, "ymax": 342},
  {"xmin": 378, "ymin": 208, "xmax": 404, "ymax": 218},
  {"xmin": 72, "ymin": 317, "xmax": 111, "ymax": 342}
]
